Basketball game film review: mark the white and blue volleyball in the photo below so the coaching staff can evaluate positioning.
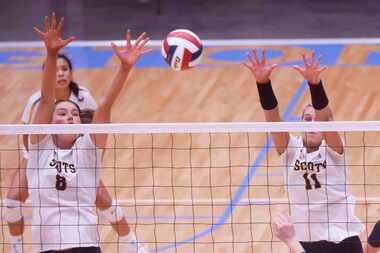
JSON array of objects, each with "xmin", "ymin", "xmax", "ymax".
[{"xmin": 161, "ymin": 29, "xmax": 203, "ymax": 71}]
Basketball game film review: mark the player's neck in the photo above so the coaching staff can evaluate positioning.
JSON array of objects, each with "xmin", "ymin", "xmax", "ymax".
[
  {"xmin": 53, "ymin": 134, "xmax": 77, "ymax": 149},
  {"xmin": 305, "ymin": 145, "xmax": 319, "ymax": 153},
  {"xmin": 303, "ymin": 140, "xmax": 320, "ymax": 153}
]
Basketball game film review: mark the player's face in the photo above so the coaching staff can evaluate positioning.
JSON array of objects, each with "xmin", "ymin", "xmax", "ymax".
[
  {"xmin": 56, "ymin": 58, "xmax": 73, "ymax": 89},
  {"xmin": 301, "ymin": 106, "xmax": 323, "ymax": 149},
  {"xmin": 52, "ymin": 101, "xmax": 81, "ymax": 125},
  {"xmin": 52, "ymin": 101, "xmax": 81, "ymax": 145}
]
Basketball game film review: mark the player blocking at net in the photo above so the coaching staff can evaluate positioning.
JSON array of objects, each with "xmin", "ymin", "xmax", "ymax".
[
  {"xmin": 244, "ymin": 49, "xmax": 364, "ymax": 253},
  {"xmin": 10, "ymin": 13, "xmax": 151, "ymax": 253},
  {"xmin": 5, "ymin": 42, "xmax": 139, "ymax": 253}
]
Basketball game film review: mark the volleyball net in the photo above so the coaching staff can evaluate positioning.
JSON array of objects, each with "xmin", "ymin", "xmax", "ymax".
[{"xmin": 0, "ymin": 121, "xmax": 379, "ymax": 252}]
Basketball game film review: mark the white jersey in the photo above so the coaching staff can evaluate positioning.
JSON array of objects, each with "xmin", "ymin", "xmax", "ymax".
[
  {"xmin": 27, "ymin": 134, "xmax": 102, "ymax": 252},
  {"xmin": 21, "ymin": 87, "xmax": 97, "ymax": 124},
  {"xmin": 281, "ymin": 134, "xmax": 364, "ymax": 242}
]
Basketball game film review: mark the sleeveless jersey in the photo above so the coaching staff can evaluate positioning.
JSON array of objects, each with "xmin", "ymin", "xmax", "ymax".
[
  {"xmin": 281, "ymin": 134, "xmax": 364, "ymax": 242},
  {"xmin": 27, "ymin": 134, "xmax": 102, "ymax": 252}
]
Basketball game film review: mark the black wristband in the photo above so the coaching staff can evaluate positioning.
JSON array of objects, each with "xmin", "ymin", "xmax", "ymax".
[
  {"xmin": 308, "ymin": 81, "xmax": 329, "ymax": 110},
  {"xmin": 256, "ymin": 81, "xmax": 278, "ymax": 110}
]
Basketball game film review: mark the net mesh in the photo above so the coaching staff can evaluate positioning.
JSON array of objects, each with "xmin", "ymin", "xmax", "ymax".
[{"xmin": 0, "ymin": 122, "xmax": 379, "ymax": 252}]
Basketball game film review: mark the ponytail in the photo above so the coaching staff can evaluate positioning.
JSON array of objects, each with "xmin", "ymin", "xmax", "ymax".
[{"xmin": 69, "ymin": 81, "xmax": 83, "ymax": 101}]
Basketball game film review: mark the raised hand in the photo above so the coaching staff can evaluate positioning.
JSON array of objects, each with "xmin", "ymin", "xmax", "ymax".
[
  {"xmin": 243, "ymin": 48, "xmax": 278, "ymax": 84},
  {"xmin": 272, "ymin": 213, "xmax": 295, "ymax": 244},
  {"xmin": 111, "ymin": 30, "xmax": 152, "ymax": 69},
  {"xmin": 293, "ymin": 51, "xmax": 327, "ymax": 85},
  {"xmin": 33, "ymin": 12, "xmax": 75, "ymax": 54}
]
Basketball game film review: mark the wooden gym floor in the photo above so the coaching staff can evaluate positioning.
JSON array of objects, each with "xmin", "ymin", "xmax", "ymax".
[{"xmin": 0, "ymin": 40, "xmax": 380, "ymax": 252}]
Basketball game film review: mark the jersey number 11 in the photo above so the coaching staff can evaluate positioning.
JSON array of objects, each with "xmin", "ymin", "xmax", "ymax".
[{"xmin": 302, "ymin": 172, "xmax": 321, "ymax": 190}]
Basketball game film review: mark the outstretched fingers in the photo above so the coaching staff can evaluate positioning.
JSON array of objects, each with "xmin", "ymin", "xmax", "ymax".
[
  {"xmin": 62, "ymin": 36, "xmax": 76, "ymax": 47},
  {"xmin": 137, "ymin": 36, "xmax": 150, "ymax": 50},
  {"xmin": 141, "ymin": 48, "xmax": 153, "ymax": 55},
  {"xmin": 261, "ymin": 48, "xmax": 266, "ymax": 65},
  {"xmin": 310, "ymin": 51, "xmax": 315, "ymax": 65},
  {"xmin": 269, "ymin": 63, "xmax": 278, "ymax": 71},
  {"xmin": 33, "ymin": 26, "xmax": 45, "ymax": 38},
  {"xmin": 44, "ymin": 15, "xmax": 50, "ymax": 32},
  {"xmin": 292, "ymin": 65, "xmax": 304, "ymax": 75},
  {"xmin": 318, "ymin": 65, "xmax": 327, "ymax": 74},
  {"xmin": 246, "ymin": 51, "xmax": 256, "ymax": 66},
  {"xmin": 126, "ymin": 29, "xmax": 132, "ymax": 49},
  {"xmin": 302, "ymin": 53, "xmax": 312, "ymax": 67},
  {"xmin": 111, "ymin": 42, "xmax": 122, "ymax": 58},
  {"xmin": 244, "ymin": 51, "xmax": 257, "ymax": 72},
  {"xmin": 278, "ymin": 213, "xmax": 291, "ymax": 223},
  {"xmin": 252, "ymin": 49, "xmax": 260, "ymax": 64},
  {"xmin": 242, "ymin": 62, "xmax": 254, "ymax": 72},
  {"xmin": 56, "ymin": 16, "xmax": 65, "ymax": 34},
  {"xmin": 246, "ymin": 49, "xmax": 261, "ymax": 67},
  {"xmin": 50, "ymin": 12, "xmax": 57, "ymax": 30},
  {"xmin": 134, "ymin": 32, "xmax": 147, "ymax": 49}
]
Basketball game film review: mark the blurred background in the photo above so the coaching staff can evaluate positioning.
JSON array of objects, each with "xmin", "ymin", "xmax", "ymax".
[
  {"xmin": 1, "ymin": 1, "xmax": 380, "ymax": 253},
  {"xmin": 1, "ymin": 0, "xmax": 380, "ymax": 41}
]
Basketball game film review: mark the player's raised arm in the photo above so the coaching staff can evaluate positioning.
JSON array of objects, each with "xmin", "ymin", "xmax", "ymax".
[
  {"xmin": 293, "ymin": 52, "xmax": 343, "ymax": 154},
  {"xmin": 30, "ymin": 13, "xmax": 75, "ymax": 144},
  {"xmin": 91, "ymin": 30, "xmax": 151, "ymax": 148},
  {"xmin": 244, "ymin": 48, "xmax": 289, "ymax": 155}
]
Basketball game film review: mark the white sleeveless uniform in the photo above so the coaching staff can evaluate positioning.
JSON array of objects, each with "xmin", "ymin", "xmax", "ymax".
[
  {"xmin": 27, "ymin": 134, "xmax": 102, "ymax": 252},
  {"xmin": 281, "ymin": 134, "xmax": 364, "ymax": 242},
  {"xmin": 21, "ymin": 87, "xmax": 97, "ymax": 124}
]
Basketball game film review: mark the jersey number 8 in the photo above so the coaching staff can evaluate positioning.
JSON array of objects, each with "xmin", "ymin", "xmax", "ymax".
[{"xmin": 56, "ymin": 174, "xmax": 67, "ymax": 191}]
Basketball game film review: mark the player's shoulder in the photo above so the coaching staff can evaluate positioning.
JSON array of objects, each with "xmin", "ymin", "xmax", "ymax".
[
  {"xmin": 78, "ymin": 85, "xmax": 91, "ymax": 94},
  {"xmin": 78, "ymin": 85, "xmax": 90, "ymax": 93},
  {"xmin": 27, "ymin": 90, "xmax": 42, "ymax": 103},
  {"xmin": 77, "ymin": 86, "xmax": 95, "ymax": 99},
  {"xmin": 25, "ymin": 90, "xmax": 42, "ymax": 108}
]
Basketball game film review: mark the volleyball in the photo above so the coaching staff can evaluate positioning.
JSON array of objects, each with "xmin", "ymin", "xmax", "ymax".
[{"xmin": 161, "ymin": 29, "xmax": 203, "ymax": 71}]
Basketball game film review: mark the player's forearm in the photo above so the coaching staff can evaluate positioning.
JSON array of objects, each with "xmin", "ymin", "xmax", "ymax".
[
  {"xmin": 256, "ymin": 80, "xmax": 284, "ymax": 122},
  {"xmin": 96, "ymin": 66, "xmax": 131, "ymax": 122},
  {"xmin": 33, "ymin": 53, "xmax": 56, "ymax": 126},
  {"xmin": 256, "ymin": 81, "xmax": 289, "ymax": 154},
  {"xmin": 40, "ymin": 52, "xmax": 57, "ymax": 105},
  {"xmin": 308, "ymin": 81, "xmax": 330, "ymax": 121},
  {"xmin": 256, "ymin": 81, "xmax": 278, "ymax": 111},
  {"xmin": 309, "ymin": 81, "xmax": 343, "ymax": 152},
  {"xmin": 89, "ymin": 65, "xmax": 131, "ymax": 147}
]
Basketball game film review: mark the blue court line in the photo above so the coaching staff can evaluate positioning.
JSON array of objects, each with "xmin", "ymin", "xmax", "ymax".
[{"xmin": 155, "ymin": 80, "xmax": 308, "ymax": 252}]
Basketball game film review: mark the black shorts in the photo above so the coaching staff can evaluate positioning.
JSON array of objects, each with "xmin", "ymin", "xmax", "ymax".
[
  {"xmin": 40, "ymin": 247, "xmax": 101, "ymax": 253},
  {"xmin": 300, "ymin": 236, "xmax": 363, "ymax": 253},
  {"xmin": 369, "ymin": 220, "xmax": 380, "ymax": 247}
]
